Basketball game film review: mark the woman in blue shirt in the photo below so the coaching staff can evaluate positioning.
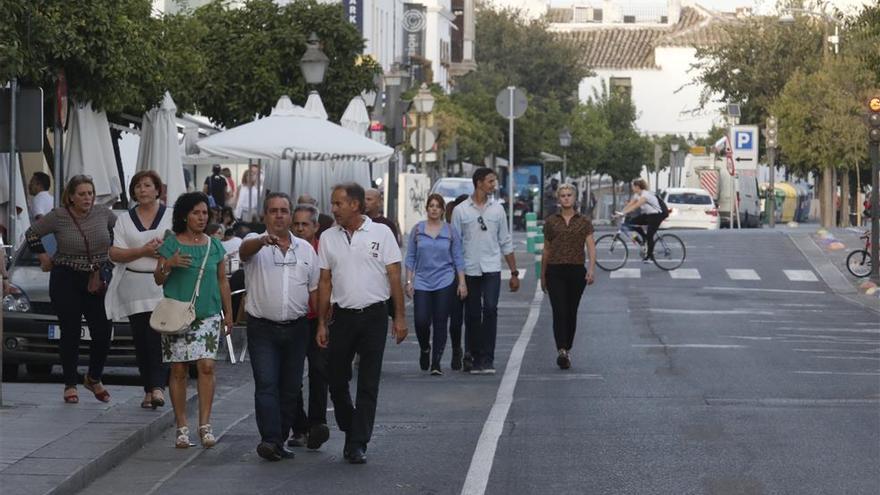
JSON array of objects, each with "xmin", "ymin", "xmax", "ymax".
[{"xmin": 405, "ymin": 194, "xmax": 467, "ymax": 375}]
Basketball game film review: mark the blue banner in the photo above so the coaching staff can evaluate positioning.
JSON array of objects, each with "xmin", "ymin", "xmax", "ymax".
[{"xmin": 344, "ymin": 0, "xmax": 363, "ymax": 33}]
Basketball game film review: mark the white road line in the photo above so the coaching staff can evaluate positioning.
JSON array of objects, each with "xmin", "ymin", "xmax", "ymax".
[
  {"xmin": 632, "ymin": 344, "xmax": 747, "ymax": 349},
  {"xmin": 703, "ymin": 286, "xmax": 826, "ymax": 295},
  {"xmin": 783, "ymin": 269, "xmax": 819, "ymax": 282},
  {"xmin": 648, "ymin": 308, "xmax": 774, "ymax": 315},
  {"xmin": 460, "ymin": 280, "xmax": 543, "ymax": 495},
  {"xmin": 501, "ymin": 269, "xmax": 526, "ymax": 280},
  {"xmin": 726, "ymin": 269, "xmax": 761, "ymax": 280},
  {"xmin": 794, "ymin": 348, "xmax": 880, "ymax": 354},
  {"xmin": 795, "ymin": 371, "xmax": 880, "ymax": 376},
  {"xmin": 610, "ymin": 268, "xmax": 641, "ymax": 279},
  {"xmin": 724, "ymin": 336, "xmax": 774, "ymax": 341},
  {"xmin": 813, "ymin": 356, "xmax": 880, "ymax": 361},
  {"xmin": 776, "ymin": 327, "xmax": 880, "ymax": 335},
  {"xmin": 669, "ymin": 268, "xmax": 701, "ymax": 279}
]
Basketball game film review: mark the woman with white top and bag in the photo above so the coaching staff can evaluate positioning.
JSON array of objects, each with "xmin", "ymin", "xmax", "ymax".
[
  {"xmin": 106, "ymin": 171, "xmax": 172, "ymax": 409},
  {"xmin": 154, "ymin": 192, "xmax": 233, "ymax": 449}
]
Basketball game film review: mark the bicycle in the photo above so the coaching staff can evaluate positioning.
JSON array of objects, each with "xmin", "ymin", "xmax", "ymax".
[
  {"xmin": 593, "ymin": 217, "xmax": 686, "ymax": 271},
  {"xmin": 845, "ymin": 230, "xmax": 873, "ymax": 278}
]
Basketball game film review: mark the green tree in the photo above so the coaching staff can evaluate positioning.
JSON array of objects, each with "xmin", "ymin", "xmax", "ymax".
[
  {"xmin": 450, "ymin": 6, "xmax": 592, "ymax": 160},
  {"xmin": 693, "ymin": 12, "xmax": 825, "ymax": 127},
  {"xmin": 191, "ymin": 0, "xmax": 380, "ymax": 127}
]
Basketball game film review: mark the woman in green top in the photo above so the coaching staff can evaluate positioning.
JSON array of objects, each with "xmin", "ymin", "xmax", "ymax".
[{"xmin": 154, "ymin": 192, "xmax": 233, "ymax": 449}]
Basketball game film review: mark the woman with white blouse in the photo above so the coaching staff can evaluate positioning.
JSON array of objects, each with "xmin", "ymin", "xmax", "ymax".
[{"xmin": 106, "ymin": 171, "xmax": 173, "ymax": 409}]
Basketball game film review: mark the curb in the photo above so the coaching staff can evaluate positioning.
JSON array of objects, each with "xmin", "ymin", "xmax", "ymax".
[{"xmin": 44, "ymin": 391, "xmax": 199, "ymax": 495}]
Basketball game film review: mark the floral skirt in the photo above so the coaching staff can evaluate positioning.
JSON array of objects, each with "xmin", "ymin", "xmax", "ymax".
[{"xmin": 161, "ymin": 314, "xmax": 221, "ymax": 363}]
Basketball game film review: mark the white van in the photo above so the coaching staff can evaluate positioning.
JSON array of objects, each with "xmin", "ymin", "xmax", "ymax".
[{"xmin": 682, "ymin": 154, "xmax": 761, "ymax": 228}]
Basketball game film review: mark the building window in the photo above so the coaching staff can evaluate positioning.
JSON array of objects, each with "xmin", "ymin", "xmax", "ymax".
[
  {"xmin": 593, "ymin": 9, "xmax": 603, "ymax": 21},
  {"xmin": 623, "ymin": 15, "xmax": 636, "ymax": 23},
  {"xmin": 660, "ymin": 15, "xmax": 668, "ymax": 23},
  {"xmin": 610, "ymin": 77, "xmax": 632, "ymax": 99},
  {"xmin": 573, "ymin": 6, "xmax": 593, "ymax": 23}
]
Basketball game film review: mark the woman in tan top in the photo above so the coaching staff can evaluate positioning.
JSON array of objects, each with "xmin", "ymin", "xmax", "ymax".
[{"xmin": 540, "ymin": 183, "xmax": 596, "ymax": 370}]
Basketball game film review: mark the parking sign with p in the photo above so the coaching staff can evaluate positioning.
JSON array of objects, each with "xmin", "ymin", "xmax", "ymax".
[{"xmin": 729, "ymin": 125, "xmax": 759, "ymax": 171}]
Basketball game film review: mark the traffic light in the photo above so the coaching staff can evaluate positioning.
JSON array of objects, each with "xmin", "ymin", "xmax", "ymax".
[
  {"xmin": 765, "ymin": 116, "xmax": 778, "ymax": 149},
  {"xmin": 869, "ymin": 96, "xmax": 880, "ymax": 143}
]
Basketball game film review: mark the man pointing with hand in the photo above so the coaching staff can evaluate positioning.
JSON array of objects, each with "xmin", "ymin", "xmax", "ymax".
[{"xmin": 316, "ymin": 183, "xmax": 407, "ymax": 464}]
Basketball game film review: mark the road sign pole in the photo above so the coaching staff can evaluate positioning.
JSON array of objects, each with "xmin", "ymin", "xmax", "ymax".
[
  {"xmin": 508, "ymin": 86, "xmax": 515, "ymax": 235},
  {"xmin": 870, "ymin": 142, "xmax": 879, "ymax": 282}
]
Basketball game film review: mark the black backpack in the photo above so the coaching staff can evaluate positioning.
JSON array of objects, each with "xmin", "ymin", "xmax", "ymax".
[{"xmin": 656, "ymin": 193, "xmax": 669, "ymax": 218}]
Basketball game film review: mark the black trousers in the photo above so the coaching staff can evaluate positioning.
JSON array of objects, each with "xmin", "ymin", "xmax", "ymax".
[
  {"xmin": 129, "ymin": 312, "xmax": 169, "ymax": 393},
  {"xmin": 629, "ymin": 213, "xmax": 664, "ymax": 258},
  {"xmin": 545, "ymin": 264, "xmax": 587, "ymax": 351},
  {"xmin": 448, "ymin": 296, "xmax": 464, "ymax": 352},
  {"xmin": 49, "ymin": 265, "xmax": 113, "ymax": 387},
  {"xmin": 327, "ymin": 303, "xmax": 387, "ymax": 449},
  {"xmin": 293, "ymin": 318, "xmax": 329, "ymax": 435}
]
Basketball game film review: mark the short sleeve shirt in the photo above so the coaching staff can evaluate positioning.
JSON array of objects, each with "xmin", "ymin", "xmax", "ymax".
[
  {"xmin": 318, "ymin": 216, "xmax": 402, "ymax": 309},
  {"xmin": 158, "ymin": 236, "xmax": 226, "ymax": 319},
  {"xmin": 638, "ymin": 190, "xmax": 662, "ymax": 215},
  {"xmin": 543, "ymin": 213, "xmax": 594, "ymax": 265}
]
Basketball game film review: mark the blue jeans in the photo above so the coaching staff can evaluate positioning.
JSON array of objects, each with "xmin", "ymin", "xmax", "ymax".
[
  {"xmin": 247, "ymin": 316, "xmax": 309, "ymax": 448},
  {"xmin": 413, "ymin": 283, "xmax": 456, "ymax": 362},
  {"xmin": 465, "ymin": 272, "xmax": 501, "ymax": 368}
]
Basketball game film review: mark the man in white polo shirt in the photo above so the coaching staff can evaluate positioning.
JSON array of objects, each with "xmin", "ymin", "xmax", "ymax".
[
  {"xmin": 316, "ymin": 182, "xmax": 407, "ymax": 464},
  {"xmin": 239, "ymin": 192, "xmax": 319, "ymax": 462}
]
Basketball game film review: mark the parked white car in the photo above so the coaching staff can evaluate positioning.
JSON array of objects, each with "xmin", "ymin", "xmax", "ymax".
[
  {"xmin": 661, "ymin": 188, "xmax": 719, "ymax": 230},
  {"xmin": 430, "ymin": 177, "xmax": 473, "ymax": 206}
]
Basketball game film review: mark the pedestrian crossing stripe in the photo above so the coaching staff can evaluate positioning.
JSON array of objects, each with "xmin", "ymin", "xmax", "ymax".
[
  {"xmin": 726, "ymin": 269, "xmax": 761, "ymax": 280},
  {"xmin": 609, "ymin": 268, "xmax": 640, "ymax": 279},
  {"xmin": 669, "ymin": 268, "xmax": 701, "ymax": 279},
  {"xmin": 783, "ymin": 270, "xmax": 819, "ymax": 282},
  {"xmin": 600, "ymin": 268, "xmax": 820, "ymax": 282}
]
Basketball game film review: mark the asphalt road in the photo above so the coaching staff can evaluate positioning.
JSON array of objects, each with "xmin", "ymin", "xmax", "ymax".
[{"xmin": 81, "ymin": 229, "xmax": 880, "ymax": 495}]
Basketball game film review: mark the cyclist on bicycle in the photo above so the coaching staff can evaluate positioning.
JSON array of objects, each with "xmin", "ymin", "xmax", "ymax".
[{"xmin": 615, "ymin": 179, "xmax": 665, "ymax": 262}]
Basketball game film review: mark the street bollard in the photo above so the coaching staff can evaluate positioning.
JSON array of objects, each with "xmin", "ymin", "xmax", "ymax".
[{"xmin": 526, "ymin": 212, "xmax": 537, "ymax": 253}]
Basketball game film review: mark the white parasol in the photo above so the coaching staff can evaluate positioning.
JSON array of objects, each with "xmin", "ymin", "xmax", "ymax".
[
  {"xmin": 64, "ymin": 101, "xmax": 122, "ymax": 206},
  {"xmin": 136, "ymin": 92, "xmax": 187, "ymax": 207}
]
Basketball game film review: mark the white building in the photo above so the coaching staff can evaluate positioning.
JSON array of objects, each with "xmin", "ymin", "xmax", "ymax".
[
  {"xmin": 487, "ymin": 0, "xmax": 550, "ymax": 20},
  {"xmin": 550, "ymin": 1, "xmax": 740, "ymax": 137}
]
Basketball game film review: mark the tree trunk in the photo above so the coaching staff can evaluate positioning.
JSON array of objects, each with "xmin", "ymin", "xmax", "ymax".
[
  {"xmin": 840, "ymin": 169, "xmax": 850, "ymax": 228},
  {"xmin": 822, "ymin": 168, "xmax": 834, "ymax": 228}
]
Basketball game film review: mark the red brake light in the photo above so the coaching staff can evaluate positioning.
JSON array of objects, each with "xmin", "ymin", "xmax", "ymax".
[{"xmin": 706, "ymin": 209, "xmax": 718, "ymax": 216}]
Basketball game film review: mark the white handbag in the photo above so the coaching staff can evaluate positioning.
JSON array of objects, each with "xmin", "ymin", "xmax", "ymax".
[{"xmin": 150, "ymin": 241, "xmax": 212, "ymax": 335}]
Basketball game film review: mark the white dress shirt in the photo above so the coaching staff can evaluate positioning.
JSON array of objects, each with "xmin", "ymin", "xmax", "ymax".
[
  {"xmin": 451, "ymin": 197, "xmax": 513, "ymax": 276},
  {"xmin": 318, "ymin": 216, "xmax": 401, "ymax": 309},
  {"xmin": 243, "ymin": 232, "xmax": 319, "ymax": 322}
]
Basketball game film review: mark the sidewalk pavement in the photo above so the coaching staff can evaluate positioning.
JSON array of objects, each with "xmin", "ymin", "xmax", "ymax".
[
  {"xmin": 0, "ymin": 382, "xmax": 199, "ymax": 495},
  {"xmin": 785, "ymin": 223, "xmax": 880, "ymax": 313}
]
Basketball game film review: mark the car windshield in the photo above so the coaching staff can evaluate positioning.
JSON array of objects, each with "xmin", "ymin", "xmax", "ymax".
[
  {"xmin": 433, "ymin": 180, "xmax": 473, "ymax": 198},
  {"xmin": 667, "ymin": 193, "xmax": 713, "ymax": 205}
]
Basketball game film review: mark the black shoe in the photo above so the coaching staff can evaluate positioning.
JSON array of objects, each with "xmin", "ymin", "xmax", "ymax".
[
  {"xmin": 556, "ymin": 349, "xmax": 571, "ymax": 370},
  {"xmin": 462, "ymin": 353, "xmax": 474, "ymax": 373},
  {"xmin": 257, "ymin": 441, "xmax": 282, "ymax": 462},
  {"xmin": 346, "ymin": 445, "xmax": 367, "ymax": 464},
  {"xmin": 280, "ymin": 445, "xmax": 296, "ymax": 459},
  {"xmin": 419, "ymin": 349, "xmax": 430, "ymax": 371},
  {"xmin": 287, "ymin": 433, "xmax": 307, "ymax": 448},
  {"xmin": 307, "ymin": 423, "xmax": 330, "ymax": 450},
  {"xmin": 451, "ymin": 348, "xmax": 463, "ymax": 371},
  {"xmin": 430, "ymin": 362, "xmax": 443, "ymax": 376}
]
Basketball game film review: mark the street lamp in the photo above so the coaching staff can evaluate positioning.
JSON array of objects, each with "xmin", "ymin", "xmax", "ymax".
[
  {"xmin": 412, "ymin": 83, "xmax": 435, "ymax": 175},
  {"xmin": 383, "ymin": 62, "xmax": 412, "ymax": 226},
  {"xmin": 686, "ymin": 132, "xmax": 695, "ymax": 149},
  {"xmin": 299, "ymin": 33, "xmax": 329, "ymax": 85},
  {"xmin": 559, "ymin": 127, "xmax": 572, "ymax": 180},
  {"xmin": 670, "ymin": 142, "xmax": 680, "ymax": 188}
]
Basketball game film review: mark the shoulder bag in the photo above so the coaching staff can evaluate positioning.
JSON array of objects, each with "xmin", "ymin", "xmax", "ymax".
[{"xmin": 150, "ymin": 240, "xmax": 212, "ymax": 335}]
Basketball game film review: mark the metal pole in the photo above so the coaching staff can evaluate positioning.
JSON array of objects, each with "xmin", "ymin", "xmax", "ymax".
[
  {"xmin": 562, "ymin": 151, "xmax": 567, "ymax": 182},
  {"xmin": 507, "ymin": 86, "xmax": 514, "ymax": 234},
  {"xmin": 870, "ymin": 142, "xmax": 879, "ymax": 282},
  {"xmin": 54, "ymin": 79, "xmax": 63, "ymax": 206},
  {"xmin": 8, "ymin": 78, "xmax": 17, "ymax": 245},
  {"xmin": 668, "ymin": 149, "xmax": 675, "ymax": 188},
  {"xmin": 419, "ymin": 115, "xmax": 426, "ymax": 175},
  {"xmin": 768, "ymin": 147, "xmax": 776, "ymax": 228}
]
